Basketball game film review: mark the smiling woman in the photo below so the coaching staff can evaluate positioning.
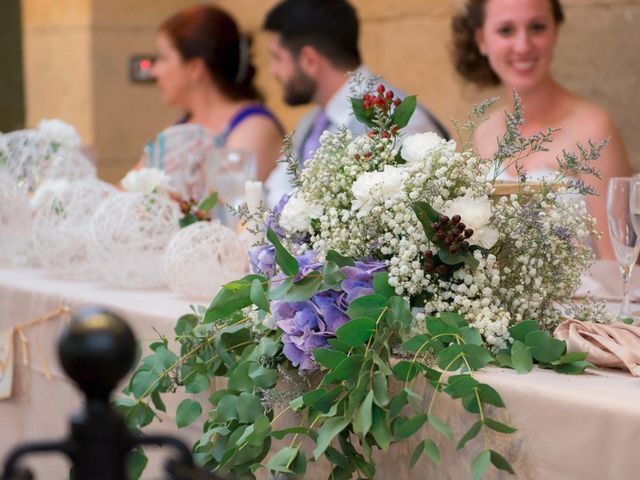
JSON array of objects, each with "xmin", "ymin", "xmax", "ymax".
[{"xmin": 452, "ymin": 0, "xmax": 632, "ymax": 260}]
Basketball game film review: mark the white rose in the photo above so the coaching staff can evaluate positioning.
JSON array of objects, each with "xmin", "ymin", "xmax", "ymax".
[
  {"xmin": 30, "ymin": 179, "xmax": 70, "ymax": 211},
  {"xmin": 443, "ymin": 194, "xmax": 499, "ymax": 249},
  {"xmin": 37, "ymin": 119, "xmax": 82, "ymax": 149},
  {"xmin": 401, "ymin": 132, "xmax": 444, "ymax": 164},
  {"xmin": 279, "ymin": 193, "xmax": 323, "ymax": 233},
  {"xmin": 351, "ymin": 165, "xmax": 405, "ymax": 217},
  {"xmin": 121, "ymin": 168, "xmax": 172, "ymax": 195}
]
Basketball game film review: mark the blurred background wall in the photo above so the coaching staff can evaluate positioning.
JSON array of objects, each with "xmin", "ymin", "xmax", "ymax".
[{"xmin": 10, "ymin": 0, "xmax": 640, "ymax": 183}]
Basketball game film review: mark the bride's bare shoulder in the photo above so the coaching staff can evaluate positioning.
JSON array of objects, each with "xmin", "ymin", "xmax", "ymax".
[{"xmin": 566, "ymin": 94, "xmax": 618, "ymax": 139}]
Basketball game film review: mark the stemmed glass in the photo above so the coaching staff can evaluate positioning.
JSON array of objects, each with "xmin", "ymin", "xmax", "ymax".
[{"xmin": 607, "ymin": 177, "xmax": 640, "ymax": 319}]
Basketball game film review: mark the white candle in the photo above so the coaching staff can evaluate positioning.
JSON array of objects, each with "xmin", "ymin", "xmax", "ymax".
[
  {"xmin": 244, "ymin": 180, "xmax": 263, "ymax": 243},
  {"xmin": 245, "ymin": 180, "xmax": 263, "ymax": 214}
]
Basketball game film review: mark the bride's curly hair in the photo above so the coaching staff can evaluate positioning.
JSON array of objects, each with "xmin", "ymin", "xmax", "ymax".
[{"xmin": 451, "ymin": 0, "xmax": 565, "ymax": 86}]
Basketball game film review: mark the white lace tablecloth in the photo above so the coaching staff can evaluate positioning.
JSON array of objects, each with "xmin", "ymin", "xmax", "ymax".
[{"xmin": 1, "ymin": 262, "xmax": 640, "ymax": 480}]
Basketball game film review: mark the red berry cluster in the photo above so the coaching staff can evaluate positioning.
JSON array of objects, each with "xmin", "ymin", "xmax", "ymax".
[
  {"xmin": 423, "ymin": 214, "xmax": 474, "ymax": 275},
  {"xmin": 362, "ymin": 84, "xmax": 402, "ymax": 138},
  {"xmin": 363, "ymin": 84, "xmax": 402, "ymax": 112}
]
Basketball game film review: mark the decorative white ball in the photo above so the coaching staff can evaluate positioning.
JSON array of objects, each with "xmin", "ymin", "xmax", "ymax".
[
  {"xmin": 0, "ymin": 169, "xmax": 33, "ymax": 266},
  {"xmin": 2, "ymin": 129, "xmax": 95, "ymax": 192},
  {"xmin": 32, "ymin": 179, "xmax": 116, "ymax": 279},
  {"xmin": 163, "ymin": 221, "xmax": 248, "ymax": 299},
  {"xmin": 88, "ymin": 192, "xmax": 180, "ymax": 288}
]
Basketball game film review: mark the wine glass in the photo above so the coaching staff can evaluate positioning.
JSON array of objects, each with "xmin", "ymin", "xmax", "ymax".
[
  {"xmin": 607, "ymin": 177, "xmax": 640, "ymax": 319},
  {"xmin": 205, "ymin": 147, "xmax": 257, "ymax": 228}
]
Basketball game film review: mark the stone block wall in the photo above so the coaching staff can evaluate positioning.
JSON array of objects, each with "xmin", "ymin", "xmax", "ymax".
[{"xmin": 19, "ymin": 0, "xmax": 640, "ymax": 182}]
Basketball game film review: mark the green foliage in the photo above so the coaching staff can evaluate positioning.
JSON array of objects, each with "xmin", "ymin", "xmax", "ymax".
[{"xmin": 116, "ymin": 234, "xmax": 588, "ymax": 480}]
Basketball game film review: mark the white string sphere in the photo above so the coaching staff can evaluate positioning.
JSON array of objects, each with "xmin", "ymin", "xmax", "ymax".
[
  {"xmin": 163, "ymin": 221, "xmax": 248, "ymax": 299},
  {"xmin": 32, "ymin": 179, "xmax": 116, "ymax": 279},
  {"xmin": 0, "ymin": 169, "xmax": 33, "ymax": 266},
  {"xmin": 2, "ymin": 129, "xmax": 95, "ymax": 192},
  {"xmin": 88, "ymin": 192, "xmax": 180, "ymax": 288}
]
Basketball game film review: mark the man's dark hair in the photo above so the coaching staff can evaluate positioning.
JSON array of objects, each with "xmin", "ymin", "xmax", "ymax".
[{"xmin": 264, "ymin": 0, "xmax": 361, "ymax": 69}]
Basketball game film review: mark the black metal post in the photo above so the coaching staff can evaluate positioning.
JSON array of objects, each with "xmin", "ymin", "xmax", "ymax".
[{"xmin": 1, "ymin": 306, "xmax": 222, "ymax": 480}]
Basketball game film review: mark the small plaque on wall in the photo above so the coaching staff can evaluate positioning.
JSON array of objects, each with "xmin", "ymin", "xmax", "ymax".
[{"xmin": 129, "ymin": 55, "xmax": 156, "ymax": 83}]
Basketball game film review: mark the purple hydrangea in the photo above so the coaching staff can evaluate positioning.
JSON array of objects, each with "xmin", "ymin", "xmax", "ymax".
[
  {"xmin": 274, "ymin": 257, "xmax": 386, "ymax": 371},
  {"xmin": 249, "ymin": 244, "xmax": 276, "ymax": 277}
]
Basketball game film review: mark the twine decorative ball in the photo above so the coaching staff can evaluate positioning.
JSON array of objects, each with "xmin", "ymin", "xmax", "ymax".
[
  {"xmin": 32, "ymin": 179, "xmax": 116, "ymax": 279},
  {"xmin": 2, "ymin": 129, "xmax": 95, "ymax": 192},
  {"xmin": 88, "ymin": 192, "xmax": 180, "ymax": 288},
  {"xmin": 163, "ymin": 221, "xmax": 248, "ymax": 299},
  {"xmin": 0, "ymin": 169, "xmax": 33, "ymax": 266}
]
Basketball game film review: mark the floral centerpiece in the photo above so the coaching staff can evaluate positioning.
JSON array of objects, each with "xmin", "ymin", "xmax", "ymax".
[{"xmin": 119, "ymin": 82, "xmax": 608, "ymax": 479}]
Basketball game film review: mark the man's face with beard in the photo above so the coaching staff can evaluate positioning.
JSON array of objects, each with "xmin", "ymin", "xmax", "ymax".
[{"xmin": 267, "ymin": 33, "xmax": 317, "ymax": 106}]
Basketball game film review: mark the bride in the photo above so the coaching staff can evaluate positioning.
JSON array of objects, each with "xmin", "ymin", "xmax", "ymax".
[{"xmin": 452, "ymin": 0, "xmax": 631, "ymax": 259}]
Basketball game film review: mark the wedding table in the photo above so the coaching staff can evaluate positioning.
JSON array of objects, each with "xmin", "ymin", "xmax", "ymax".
[{"xmin": 1, "ymin": 263, "xmax": 639, "ymax": 480}]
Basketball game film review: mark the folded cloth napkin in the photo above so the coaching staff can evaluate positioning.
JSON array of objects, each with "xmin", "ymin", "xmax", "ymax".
[{"xmin": 554, "ymin": 320, "xmax": 640, "ymax": 376}]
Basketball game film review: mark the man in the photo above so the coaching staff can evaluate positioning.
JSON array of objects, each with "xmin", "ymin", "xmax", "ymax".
[{"xmin": 263, "ymin": 0, "xmax": 449, "ymax": 206}]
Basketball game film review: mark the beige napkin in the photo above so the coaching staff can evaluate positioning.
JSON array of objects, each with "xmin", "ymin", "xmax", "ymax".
[{"xmin": 554, "ymin": 320, "xmax": 640, "ymax": 376}]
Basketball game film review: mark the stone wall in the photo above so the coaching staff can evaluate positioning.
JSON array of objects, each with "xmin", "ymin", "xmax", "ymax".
[{"xmin": 19, "ymin": 0, "xmax": 640, "ymax": 182}]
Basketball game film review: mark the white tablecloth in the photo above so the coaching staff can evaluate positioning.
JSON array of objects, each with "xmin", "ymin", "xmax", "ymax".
[
  {"xmin": 0, "ymin": 268, "xmax": 204, "ymax": 479},
  {"xmin": 2, "ymin": 263, "xmax": 640, "ymax": 479}
]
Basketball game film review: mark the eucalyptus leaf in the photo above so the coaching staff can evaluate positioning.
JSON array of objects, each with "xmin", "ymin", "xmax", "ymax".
[
  {"xmin": 525, "ymin": 331, "xmax": 566, "ymax": 362},
  {"xmin": 483, "ymin": 418, "xmax": 517, "ymax": 434},
  {"xmin": 336, "ymin": 317, "xmax": 377, "ymax": 346},
  {"xmin": 392, "ymin": 360, "xmax": 423, "ymax": 382},
  {"xmin": 267, "ymin": 228, "xmax": 299, "ymax": 276},
  {"xmin": 313, "ymin": 348, "xmax": 348, "ymax": 369},
  {"xmin": 322, "ymin": 261, "xmax": 346, "ymax": 290},
  {"xmin": 176, "ymin": 399, "xmax": 202, "ymax": 428},
  {"xmin": 508, "ymin": 320, "xmax": 539, "ymax": 342},
  {"xmin": 424, "ymin": 439, "xmax": 441, "ymax": 465},
  {"xmin": 471, "ymin": 450, "xmax": 491, "ymax": 480},
  {"xmin": 428, "ymin": 415, "xmax": 453, "ymax": 440},
  {"xmin": 372, "ymin": 371, "xmax": 390, "ymax": 407},
  {"xmin": 457, "ymin": 420, "xmax": 482, "ymax": 449},
  {"xmin": 462, "ymin": 344, "xmax": 493, "ymax": 369},
  {"xmin": 373, "ymin": 271, "xmax": 396, "ymax": 298},
  {"xmin": 250, "ymin": 279, "xmax": 270, "ymax": 312},
  {"xmin": 353, "ymin": 390, "xmax": 374, "ymax": 437},
  {"xmin": 370, "ymin": 405, "xmax": 392, "ymax": 450},
  {"xmin": 283, "ymin": 273, "xmax": 323, "ymax": 302},
  {"xmin": 271, "ymin": 427, "xmax": 318, "ymax": 441},
  {"xmin": 477, "ymin": 383, "xmax": 505, "ymax": 408},
  {"xmin": 266, "ymin": 447, "xmax": 300, "ymax": 474},
  {"xmin": 511, "ymin": 340, "xmax": 533, "ymax": 373},
  {"xmin": 410, "ymin": 441, "xmax": 425, "ymax": 467},
  {"xmin": 386, "ymin": 296, "xmax": 412, "ymax": 329},
  {"xmin": 394, "ymin": 413, "xmax": 428, "ymax": 439},
  {"xmin": 326, "ymin": 250, "xmax": 355, "ymax": 267},
  {"xmin": 323, "ymin": 354, "xmax": 364, "ymax": 384},
  {"xmin": 402, "ymin": 334, "xmax": 431, "ymax": 354},
  {"xmin": 205, "ymin": 274, "xmax": 264, "ymax": 322},
  {"xmin": 313, "ymin": 416, "xmax": 350, "ymax": 459},
  {"xmin": 347, "ymin": 294, "xmax": 388, "ymax": 321},
  {"xmin": 268, "ymin": 277, "xmax": 293, "ymax": 301},
  {"xmin": 436, "ymin": 344, "xmax": 463, "ymax": 371},
  {"xmin": 490, "ymin": 449, "xmax": 515, "ymax": 474}
]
